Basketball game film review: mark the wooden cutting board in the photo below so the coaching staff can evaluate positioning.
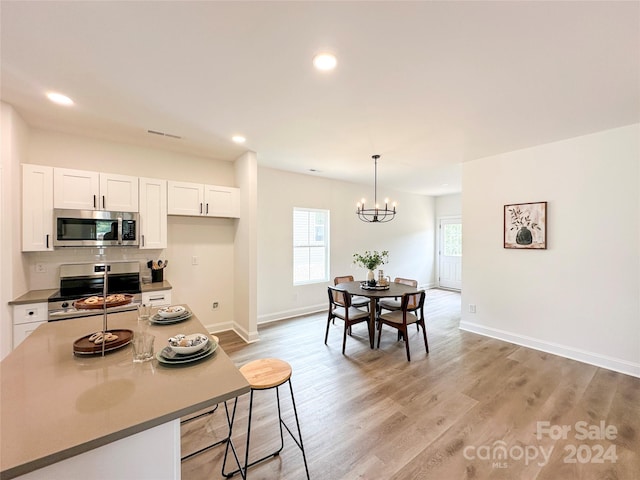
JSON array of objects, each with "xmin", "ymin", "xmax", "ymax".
[
  {"xmin": 74, "ymin": 294, "xmax": 133, "ymax": 310},
  {"xmin": 73, "ymin": 329, "xmax": 134, "ymax": 355}
]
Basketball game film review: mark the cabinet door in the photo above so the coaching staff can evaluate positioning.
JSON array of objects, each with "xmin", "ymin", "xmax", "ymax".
[
  {"xmin": 100, "ymin": 173, "xmax": 139, "ymax": 212},
  {"xmin": 167, "ymin": 181, "xmax": 204, "ymax": 216},
  {"xmin": 204, "ymin": 185, "xmax": 240, "ymax": 218},
  {"xmin": 22, "ymin": 164, "xmax": 54, "ymax": 251},
  {"xmin": 54, "ymin": 168, "xmax": 99, "ymax": 210},
  {"xmin": 139, "ymin": 177, "xmax": 167, "ymax": 249}
]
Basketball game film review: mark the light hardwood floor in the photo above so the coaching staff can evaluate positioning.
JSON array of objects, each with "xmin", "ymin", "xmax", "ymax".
[{"xmin": 181, "ymin": 289, "xmax": 640, "ymax": 479}]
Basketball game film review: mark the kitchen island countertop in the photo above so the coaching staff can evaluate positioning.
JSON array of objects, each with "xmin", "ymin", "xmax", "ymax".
[{"xmin": 0, "ymin": 306, "xmax": 249, "ymax": 479}]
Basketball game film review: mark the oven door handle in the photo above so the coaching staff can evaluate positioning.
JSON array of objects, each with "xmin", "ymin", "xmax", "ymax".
[{"xmin": 117, "ymin": 216, "xmax": 123, "ymax": 244}]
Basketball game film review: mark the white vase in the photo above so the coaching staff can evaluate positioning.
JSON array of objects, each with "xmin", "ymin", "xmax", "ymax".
[{"xmin": 367, "ymin": 270, "xmax": 376, "ymax": 286}]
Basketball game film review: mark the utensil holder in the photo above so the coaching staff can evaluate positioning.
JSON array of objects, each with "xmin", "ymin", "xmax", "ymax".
[{"xmin": 151, "ymin": 269, "xmax": 164, "ymax": 283}]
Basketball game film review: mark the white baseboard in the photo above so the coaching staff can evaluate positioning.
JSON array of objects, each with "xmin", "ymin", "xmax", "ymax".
[
  {"xmin": 257, "ymin": 303, "xmax": 327, "ymax": 325},
  {"xmin": 206, "ymin": 321, "xmax": 260, "ymax": 343},
  {"xmin": 459, "ymin": 321, "xmax": 640, "ymax": 378}
]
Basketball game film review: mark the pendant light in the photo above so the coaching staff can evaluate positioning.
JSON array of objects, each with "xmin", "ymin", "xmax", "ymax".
[{"xmin": 356, "ymin": 155, "xmax": 396, "ymax": 223}]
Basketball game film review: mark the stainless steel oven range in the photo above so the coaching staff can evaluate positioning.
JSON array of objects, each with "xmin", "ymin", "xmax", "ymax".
[{"xmin": 48, "ymin": 262, "xmax": 142, "ymax": 321}]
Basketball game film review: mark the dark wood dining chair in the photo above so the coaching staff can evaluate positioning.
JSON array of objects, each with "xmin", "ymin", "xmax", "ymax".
[
  {"xmin": 334, "ymin": 275, "xmax": 369, "ymax": 309},
  {"xmin": 326, "ymin": 286, "xmax": 371, "ymax": 354},
  {"xmin": 377, "ymin": 290, "xmax": 428, "ymax": 361},
  {"xmin": 378, "ymin": 277, "xmax": 418, "ymax": 313}
]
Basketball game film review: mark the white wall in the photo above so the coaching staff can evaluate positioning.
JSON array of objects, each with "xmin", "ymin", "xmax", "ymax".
[
  {"xmin": 461, "ymin": 124, "xmax": 640, "ymax": 377},
  {"xmin": 257, "ymin": 167, "xmax": 436, "ymax": 323},
  {"xmin": 17, "ymin": 127, "xmax": 241, "ymax": 332},
  {"xmin": 233, "ymin": 151, "xmax": 258, "ymax": 341},
  {"xmin": 1, "ymin": 103, "xmax": 30, "ymax": 359},
  {"xmin": 435, "ymin": 193, "xmax": 461, "ymax": 218}
]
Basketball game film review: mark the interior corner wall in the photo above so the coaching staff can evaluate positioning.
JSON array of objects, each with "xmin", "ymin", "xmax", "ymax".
[
  {"xmin": 461, "ymin": 124, "xmax": 640, "ymax": 377},
  {"xmin": 1, "ymin": 102, "xmax": 30, "ymax": 359},
  {"xmin": 257, "ymin": 166, "xmax": 436, "ymax": 324},
  {"xmin": 233, "ymin": 151, "xmax": 258, "ymax": 342}
]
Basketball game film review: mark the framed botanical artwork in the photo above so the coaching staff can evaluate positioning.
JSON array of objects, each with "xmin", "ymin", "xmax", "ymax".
[{"xmin": 504, "ymin": 201, "xmax": 547, "ymax": 249}]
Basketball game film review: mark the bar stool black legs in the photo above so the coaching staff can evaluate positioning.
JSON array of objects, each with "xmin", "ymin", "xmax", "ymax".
[{"xmin": 222, "ymin": 358, "xmax": 310, "ymax": 479}]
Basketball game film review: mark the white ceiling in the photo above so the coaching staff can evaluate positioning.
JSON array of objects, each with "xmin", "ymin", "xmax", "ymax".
[{"xmin": 2, "ymin": 1, "xmax": 638, "ymax": 196}]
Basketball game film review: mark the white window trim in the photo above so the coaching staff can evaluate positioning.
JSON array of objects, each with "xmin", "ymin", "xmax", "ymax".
[{"xmin": 293, "ymin": 207, "xmax": 330, "ymax": 285}]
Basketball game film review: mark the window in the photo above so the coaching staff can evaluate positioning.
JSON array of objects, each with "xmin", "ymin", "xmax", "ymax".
[
  {"xmin": 442, "ymin": 223, "xmax": 462, "ymax": 256},
  {"xmin": 293, "ymin": 208, "xmax": 330, "ymax": 284}
]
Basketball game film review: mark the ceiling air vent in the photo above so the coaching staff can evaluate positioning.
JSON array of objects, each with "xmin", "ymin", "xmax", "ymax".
[{"xmin": 147, "ymin": 129, "xmax": 182, "ymax": 139}]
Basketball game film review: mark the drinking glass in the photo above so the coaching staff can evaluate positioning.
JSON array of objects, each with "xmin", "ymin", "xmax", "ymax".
[
  {"xmin": 138, "ymin": 303, "xmax": 151, "ymax": 322},
  {"xmin": 132, "ymin": 332, "xmax": 155, "ymax": 363}
]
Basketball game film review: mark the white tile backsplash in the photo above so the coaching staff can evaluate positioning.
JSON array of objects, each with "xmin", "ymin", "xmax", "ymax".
[{"xmin": 25, "ymin": 248, "xmax": 165, "ymax": 290}]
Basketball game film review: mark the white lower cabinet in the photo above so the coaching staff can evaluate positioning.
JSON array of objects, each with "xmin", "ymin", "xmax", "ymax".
[
  {"xmin": 142, "ymin": 290, "xmax": 172, "ymax": 307},
  {"xmin": 13, "ymin": 302, "xmax": 48, "ymax": 349}
]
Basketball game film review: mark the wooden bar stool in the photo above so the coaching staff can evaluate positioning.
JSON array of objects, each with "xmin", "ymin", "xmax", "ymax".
[{"xmin": 222, "ymin": 358, "xmax": 310, "ymax": 479}]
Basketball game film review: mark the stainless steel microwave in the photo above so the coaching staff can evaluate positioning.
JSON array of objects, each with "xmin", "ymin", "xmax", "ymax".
[{"xmin": 53, "ymin": 209, "xmax": 139, "ymax": 247}]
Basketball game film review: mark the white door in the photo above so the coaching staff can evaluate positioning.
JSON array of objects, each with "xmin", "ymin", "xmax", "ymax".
[{"xmin": 439, "ymin": 217, "xmax": 462, "ymax": 290}]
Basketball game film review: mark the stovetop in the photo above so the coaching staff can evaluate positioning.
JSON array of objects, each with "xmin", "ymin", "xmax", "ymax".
[{"xmin": 47, "ymin": 261, "xmax": 142, "ymax": 321}]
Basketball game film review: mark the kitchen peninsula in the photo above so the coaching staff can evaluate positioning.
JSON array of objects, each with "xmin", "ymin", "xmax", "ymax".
[{"xmin": 0, "ymin": 307, "xmax": 249, "ymax": 479}]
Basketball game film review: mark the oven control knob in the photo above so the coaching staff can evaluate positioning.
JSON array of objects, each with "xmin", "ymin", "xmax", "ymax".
[{"xmin": 61, "ymin": 302, "xmax": 69, "ymax": 309}]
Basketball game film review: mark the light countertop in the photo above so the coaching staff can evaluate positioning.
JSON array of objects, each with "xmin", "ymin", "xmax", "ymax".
[
  {"xmin": 9, "ymin": 281, "xmax": 172, "ymax": 305},
  {"xmin": 0, "ymin": 306, "xmax": 249, "ymax": 479}
]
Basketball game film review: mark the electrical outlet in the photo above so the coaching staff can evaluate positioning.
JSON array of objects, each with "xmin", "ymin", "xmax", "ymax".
[
  {"xmin": 469, "ymin": 304, "xmax": 476, "ymax": 314},
  {"xmin": 192, "ymin": 256, "xmax": 198, "ymax": 265},
  {"xmin": 35, "ymin": 263, "xmax": 47, "ymax": 273},
  {"xmin": 212, "ymin": 302, "xmax": 219, "ymax": 309}
]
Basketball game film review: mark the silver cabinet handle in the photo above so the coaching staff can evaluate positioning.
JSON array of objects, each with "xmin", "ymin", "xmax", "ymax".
[{"xmin": 117, "ymin": 217, "xmax": 123, "ymax": 244}]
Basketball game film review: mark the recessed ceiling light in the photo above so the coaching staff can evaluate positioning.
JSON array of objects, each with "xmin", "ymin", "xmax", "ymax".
[
  {"xmin": 232, "ymin": 135, "xmax": 246, "ymax": 144},
  {"xmin": 313, "ymin": 53, "xmax": 337, "ymax": 71},
  {"xmin": 46, "ymin": 92, "xmax": 74, "ymax": 106}
]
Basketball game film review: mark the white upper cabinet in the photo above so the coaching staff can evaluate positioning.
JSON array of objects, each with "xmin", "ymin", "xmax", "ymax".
[
  {"xmin": 139, "ymin": 177, "xmax": 167, "ymax": 249},
  {"xmin": 167, "ymin": 181, "xmax": 204, "ymax": 216},
  {"xmin": 22, "ymin": 164, "xmax": 54, "ymax": 252},
  {"xmin": 100, "ymin": 173, "xmax": 139, "ymax": 212},
  {"xmin": 54, "ymin": 168, "xmax": 139, "ymax": 212},
  {"xmin": 203, "ymin": 185, "xmax": 241, "ymax": 218},
  {"xmin": 168, "ymin": 181, "xmax": 240, "ymax": 218}
]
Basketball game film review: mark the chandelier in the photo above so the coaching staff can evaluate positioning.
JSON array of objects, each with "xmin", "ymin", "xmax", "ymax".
[{"xmin": 356, "ymin": 155, "xmax": 396, "ymax": 223}]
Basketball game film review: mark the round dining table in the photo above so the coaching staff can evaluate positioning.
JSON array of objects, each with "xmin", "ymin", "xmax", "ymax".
[{"xmin": 332, "ymin": 280, "xmax": 420, "ymax": 348}]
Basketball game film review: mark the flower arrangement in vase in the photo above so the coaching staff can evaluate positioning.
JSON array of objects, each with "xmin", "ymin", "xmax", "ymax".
[{"xmin": 353, "ymin": 250, "xmax": 389, "ymax": 286}]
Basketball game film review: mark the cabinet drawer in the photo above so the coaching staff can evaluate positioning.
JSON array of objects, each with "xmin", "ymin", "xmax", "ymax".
[
  {"xmin": 142, "ymin": 290, "xmax": 172, "ymax": 307},
  {"xmin": 13, "ymin": 302, "xmax": 48, "ymax": 325}
]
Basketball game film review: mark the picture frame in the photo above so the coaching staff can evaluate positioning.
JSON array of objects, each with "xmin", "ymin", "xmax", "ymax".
[{"xmin": 504, "ymin": 201, "xmax": 547, "ymax": 249}]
